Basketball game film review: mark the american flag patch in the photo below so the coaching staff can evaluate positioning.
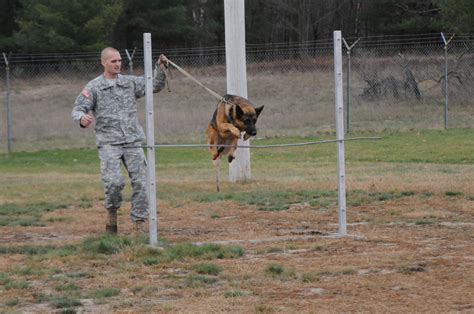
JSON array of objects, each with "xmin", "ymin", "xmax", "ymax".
[{"xmin": 82, "ymin": 89, "xmax": 90, "ymax": 98}]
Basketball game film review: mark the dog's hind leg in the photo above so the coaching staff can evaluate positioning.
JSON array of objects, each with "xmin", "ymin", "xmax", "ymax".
[{"xmin": 212, "ymin": 158, "xmax": 221, "ymax": 192}]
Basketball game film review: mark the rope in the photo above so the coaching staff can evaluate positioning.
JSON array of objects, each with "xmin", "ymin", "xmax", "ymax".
[
  {"xmin": 167, "ymin": 59, "xmax": 225, "ymax": 102},
  {"xmin": 142, "ymin": 137, "xmax": 381, "ymax": 149}
]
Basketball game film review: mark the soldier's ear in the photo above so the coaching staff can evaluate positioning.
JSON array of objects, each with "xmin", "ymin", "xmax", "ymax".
[
  {"xmin": 255, "ymin": 106, "xmax": 264, "ymax": 118},
  {"xmin": 235, "ymin": 105, "xmax": 244, "ymax": 119}
]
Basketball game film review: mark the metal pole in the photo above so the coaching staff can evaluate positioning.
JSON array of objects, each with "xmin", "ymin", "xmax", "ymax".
[
  {"xmin": 143, "ymin": 34, "xmax": 158, "ymax": 246},
  {"xmin": 444, "ymin": 45, "xmax": 448, "ymax": 129},
  {"xmin": 347, "ymin": 50, "xmax": 352, "ymax": 133},
  {"xmin": 334, "ymin": 31, "xmax": 347, "ymax": 236},
  {"xmin": 125, "ymin": 47, "xmax": 136, "ymax": 75},
  {"xmin": 224, "ymin": 0, "xmax": 251, "ymax": 183},
  {"xmin": 342, "ymin": 38, "xmax": 360, "ymax": 133},
  {"xmin": 3, "ymin": 52, "xmax": 12, "ymax": 153},
  {"xmin": 441, "ymin": 33, "xmax": 454, "ymax": 130}
]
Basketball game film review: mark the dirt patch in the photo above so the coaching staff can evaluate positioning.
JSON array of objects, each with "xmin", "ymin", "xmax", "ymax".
[{"xmin": 0, "ymin": 192, "xmax": 473, "ymax": 312}]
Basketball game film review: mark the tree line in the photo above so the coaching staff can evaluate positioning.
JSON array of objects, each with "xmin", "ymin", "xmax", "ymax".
[{"xmin": 1, "ymin": 0, "xmax": 473, "ymax": 53}]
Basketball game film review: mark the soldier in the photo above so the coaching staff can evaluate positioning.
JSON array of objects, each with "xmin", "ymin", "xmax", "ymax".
[{"xmin": 72, "ymin": 47, "xmax": 168, "ymax": 235}]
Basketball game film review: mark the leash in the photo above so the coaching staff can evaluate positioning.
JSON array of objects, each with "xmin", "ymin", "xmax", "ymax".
[
  {"xmin": 166, "ymin": 59, "xmax": 225, "ymax": 102},
  {"xmin": 165, "ymin": 58, "xmax": 236, "ymax": 122}
]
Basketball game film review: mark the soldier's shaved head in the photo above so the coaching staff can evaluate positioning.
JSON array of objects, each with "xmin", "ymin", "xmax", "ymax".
[
  {"xmin": 101, "ymin": 47, "xmax": 120, "ymax": 63},
  {"xmin": 101, "ymin": 47, "xmax": 122, "ymax": 79}
]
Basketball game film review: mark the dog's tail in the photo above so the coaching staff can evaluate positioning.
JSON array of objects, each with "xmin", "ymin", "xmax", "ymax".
[{"xmin": 212, "ymin": 158, "xmax": 221, "ymax": 192}]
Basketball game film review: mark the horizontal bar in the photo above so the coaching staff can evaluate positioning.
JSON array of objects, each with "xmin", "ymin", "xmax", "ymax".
[{"xmin": 141, "ymin": 137, "xmax": 381, "ymax": 149}]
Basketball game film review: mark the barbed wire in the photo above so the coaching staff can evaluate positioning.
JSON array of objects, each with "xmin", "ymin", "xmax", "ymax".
[{"xmin": 2, "ymin": 33, "xmax": 472, "ymax": 65}]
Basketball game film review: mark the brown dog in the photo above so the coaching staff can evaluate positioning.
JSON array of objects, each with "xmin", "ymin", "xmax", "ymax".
[{"xmin": 206, "ymin": 94, "xmax": 264, "ymax": 192}]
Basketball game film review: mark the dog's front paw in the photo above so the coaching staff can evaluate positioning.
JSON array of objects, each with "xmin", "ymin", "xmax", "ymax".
[{"xmin": 230, "ymin": 127, "xmax": 241, "ymax": 138}]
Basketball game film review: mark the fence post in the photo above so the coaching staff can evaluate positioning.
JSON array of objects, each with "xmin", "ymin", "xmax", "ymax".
[
  {"xmin": 143, "ymin": 34, "xmax": 158, "ymax": 246},
  {"xmin": 342, "ymin": 38, "xmax": 360, "ymax": 133},
  {"xmin": 224, "ymin": 0, "xmax": 251, "ymax": 182},
  {"xmin": 125, "ymin": 47, "xmax": 136, "ymax": 75},
  {"xmin": 441, "ymin": 32, "xmax": 454, "ymax": 130},
  {"xmin": 2, "ymin": 52, "xmax": 12, "ymax": 153},
  {"xmin": 334, "ymin": 31, "xmax": 347, "ymax": 236}
]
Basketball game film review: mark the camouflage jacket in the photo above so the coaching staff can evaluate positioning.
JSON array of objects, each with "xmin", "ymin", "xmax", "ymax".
[{"xmin": 72, "ymin": 66, "xmax": 166, "ymax": 146}]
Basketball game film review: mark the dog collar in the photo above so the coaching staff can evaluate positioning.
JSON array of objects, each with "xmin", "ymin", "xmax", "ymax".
[
  {"xmin": 221, "ymin": 96, "xmax": 236, "ymax": 124},
  {"xmin": 227, "ymin": 104, "xmax": 235, "ymax": 124}
]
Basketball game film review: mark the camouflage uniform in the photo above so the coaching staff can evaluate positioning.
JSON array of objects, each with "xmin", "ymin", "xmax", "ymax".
[{"xmin": 72, "ymin": 65, "xmax": 166, "ymax": 221}]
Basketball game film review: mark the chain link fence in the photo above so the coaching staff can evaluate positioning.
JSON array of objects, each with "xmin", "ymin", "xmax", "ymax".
[{"xmin": 0, "ymin": 33, "xmax": 473, "ymax": 152}]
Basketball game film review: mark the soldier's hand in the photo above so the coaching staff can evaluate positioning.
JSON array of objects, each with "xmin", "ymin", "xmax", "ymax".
[{"xmin": 80, "ymin": 113, "xmax": 93, "ymax": 128}]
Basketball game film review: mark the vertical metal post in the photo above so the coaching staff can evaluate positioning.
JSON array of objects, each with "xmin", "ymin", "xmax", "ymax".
[
  {"xmin": 224, "ymin": 0, "xmax": 251, "ymax": 182},
  {"xmin": 143, "ymin": 34, "xmax": 158, "ymax": 246},
  {"xmin": 125, "ymin": 47, "xmax": 136, "ymax": 75},
  {"xmin": 3, "ymin": 52, "xmax": 13, "ymax": 153},
  {"xmin": 441, "ymin": 32, "xmax": 454, "ymax": 130},
  {"xmin": 346, "ymin": 49, "xmax": 352, "ymax": 133},
  {"xmin": 342, "ymin": 38, "xmax": 360, "ymax": 133},
  {"xmin": 444, "ymin": 45, "xmax": 448, "ymax": 129},
  {"xmin": 334, "ymin": 31, "xmax": 347, "ymax": 236}
]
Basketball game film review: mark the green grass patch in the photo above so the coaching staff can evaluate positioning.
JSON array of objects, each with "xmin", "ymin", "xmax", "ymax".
[
  {"xmin": 12, "ymin": 266, "xmax": 44, "ymax": 276},
  {"xmin": 47, "ymin": 216, "xmax": 72, "ymax": 223},
  {"xmin": 398, "ymin": 263, "xmax": 426, "ymax": 274},
  {"xmin": 265, "ymin": 263, "xmax": 284, "ymax": 276},
  {"xmin": 55, "ymin": 283, "xmax": 80, "ymax": 292},
  {"xmin": 5, "ymin": 280, "xmax": 30, "ymax": 290},
  {"xmin": 192, "ymin": 263, "xmax": 223, "ymax": 275},
  {"xmin": 50, "ymin": 296, "xmax": 82, "ymax": 308},
  {"xmin": 165, "ymin": 243, "xmax": 244, "ymax": 261},
  {"xmin": 264, "ymin": 263, "xmax": 297, "ymax": 280},
  {"xmin": 300, "ymin": 272, "xmax": 321, "ymax": 283},
  {"xmin": 82, "ymin": 235, "xmax": 136, "ymax": 255},
  {"xmin": 0, "ymin": 202, "xmax": 67, "ymax": 227},
  {"xmin": 89, "ymin": 287, "xmax": 121, "ymax": 298},
  {"xmin": 2, "ymin": 130, "xmax": 473, "ymax": 176},
  {"xmin": 183, "ymin": 274, "xmax": 218, "ymax": 288},
  {"xmin": 0, "ymin": 245, "xmax": 65, "ymax": 255},
  {"xmin": 414, "ymin": 219, "xmax": 436, "ymax": 225},
  {"xmin": 65, "ymin": 271, "xmax": 90, "ymax": 279},
  {"xmin": 256, "ymin": 247, "xmax": 284, "ymax": 255},
  {"xmin": 344, "ymin": 129, "xmax": 474, "ymax": 164},
  {"xmin": 444, "ymin": 191, "xmax": 463, "ymax": 197},
  {"xmin": 0, "ymin": 272, "xmax": 12, "ymax": 285},
  {"xmin": 312, "ymin": 244, "xmax": 330, "ymax": 252},
  {"xmin": 0, "ymin": 148, "xmax": 99, "ymax": 173},
  {"xmin": 5, "ymin": 298, "xmax": 19, "ymax": 307},
  {"xmin": 136, "ymin": 242, "xmax": 244, "ymax": 265},
  {"xmin": 224, "ymin": 290, "xmax": 246, "ymax": 298}
]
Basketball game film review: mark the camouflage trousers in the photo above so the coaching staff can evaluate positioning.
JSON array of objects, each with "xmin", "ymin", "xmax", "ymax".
[{"xmin": 98, "ymin": 142, "xmax": 148, "ymax": 221}]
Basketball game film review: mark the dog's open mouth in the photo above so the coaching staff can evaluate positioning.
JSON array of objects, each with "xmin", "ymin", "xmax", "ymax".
[{"xmin": 243, "ymin": 132, "xmax": 257, "ymax": 141}]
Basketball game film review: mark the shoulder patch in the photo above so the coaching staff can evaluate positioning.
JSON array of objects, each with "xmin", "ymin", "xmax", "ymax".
[{"xmin": 81, "ymin": 89, "xmax": 90, "ymax": 98}]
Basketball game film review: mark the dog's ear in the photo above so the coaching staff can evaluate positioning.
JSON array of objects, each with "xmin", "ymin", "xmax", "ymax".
[
  {"xmin": 235, "ymin": 105, "xmax": 244, "ymax": 119},
  {"xmin": 255, "ymin": 106, "xmax": 264, "ymax": 118}
]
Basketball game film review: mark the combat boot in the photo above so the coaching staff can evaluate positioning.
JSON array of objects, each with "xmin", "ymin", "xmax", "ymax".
[
  {"xmin": 105, "ymin": 209, "xmax": 118, "ymax": 234},
  {"xmin": 132, "ymin": 219, "xmax": 148, "ymax": 237}
]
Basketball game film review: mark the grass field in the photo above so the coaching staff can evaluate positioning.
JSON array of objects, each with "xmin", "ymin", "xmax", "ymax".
[{"xmin": 0, "ymin": 129, "xmax": 473, "ymax": 312}]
